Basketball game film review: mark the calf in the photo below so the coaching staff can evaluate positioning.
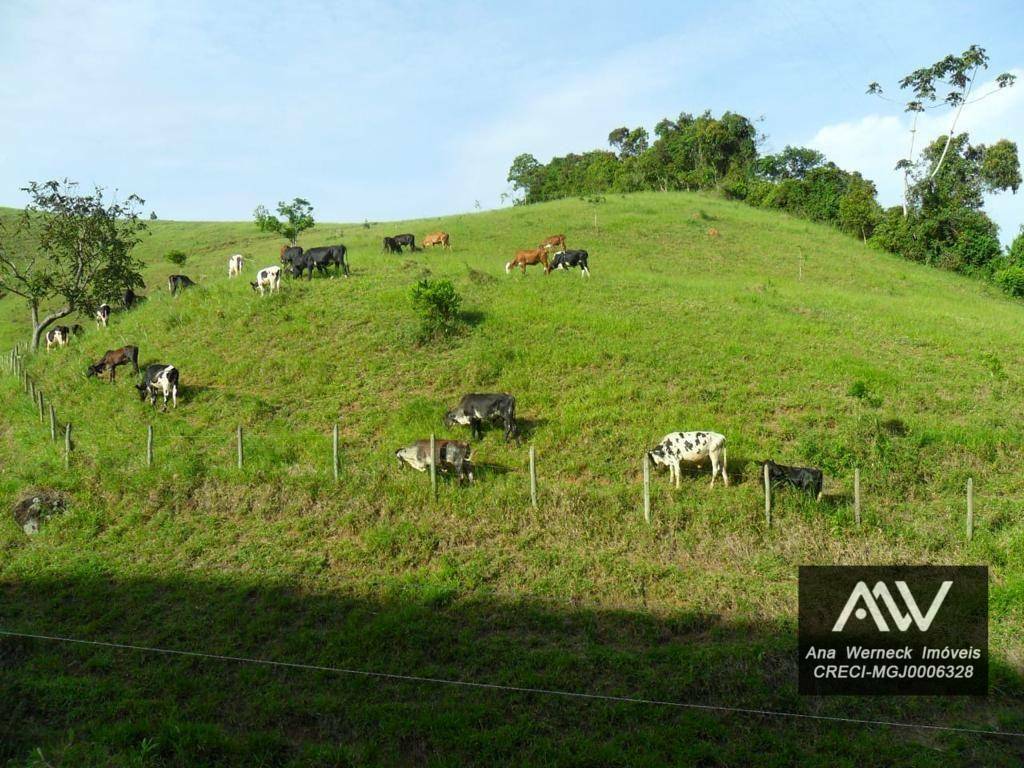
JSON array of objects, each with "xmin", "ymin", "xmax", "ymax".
[
  {"xmin": 45, "ymin": 326, "xmax": 70, "ymax": 350},
  {"xmin": 95, "ymin": 303, "xmax": 111, "ymax": 328},
  {"xmin": 505, "ymin": 248, "xmax": 548, "ymax": 275},
  {"xmin": 540, "ymin": 234, "xmax": 567, "ymax": 251},
  {"xmin": 123, "ymin": 287, "xmax": 142, "ymax": 309},
  {"xmin": 228, "ymin": 254, "xmax": 244, "ymax": 277},
  {"xmin": 281, "ymin": 245, "xmax": 303, "ymax": 266},
  {"xmin": 86, "ymin": 345, "xmax": 140, "ymax": 382},
  {"xmin": 762, "ymin": 460, "xmax": 823, "ymax": 500},
  {"xmin": 250, "ymin": 265, "xmax": 281, "ymax": 295},
  {"xmin": 395, "ymin": 439, "xmax": 473, "ymax": 483},
  {"xmin": 422, "ymin": 231, "xmax": 450, "ymax": 250},
  {"xmin": 136, "ymin": 363, "xmax": 179, "ymax": 409},
  {"xmin": 444, "ymin": 393, "xmax": 518, "ymax": 441},
  {"xmin": 648, "ymin": 431, "xmax": 729, "ymax": 488},
  {"xmin": 548, "ymin": 249, "xmax": 590, "ymax": 276},
  {"xmin": 168, "ymin": 274, "xmax": 196, "ymax": 295},
  {"xmin": 382, "ymin": 236, "xmax": 402, "ymax": 254}
]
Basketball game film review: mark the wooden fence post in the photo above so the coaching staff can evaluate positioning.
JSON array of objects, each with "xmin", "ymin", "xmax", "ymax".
[
  {"xmin": 429, "ymin": 433, "xmax": 437, "ymax": 497},
  {"xmin": 763, "ymin": 463, "xmax": 772, "ymax": 527},
  {"xmin": 236, "ymin": 426, "xmax": 244, "ymax": 469},
  {"xmin": 854, "ymin": 468, "xmax": 861, "ymax": 527},
  {"xmin": 37, "ymin": 390, "xmax": 45, "ymax": 423},
  {"xmin": 966, "ymin": 478, "xmax": 974, "ymax": 541},
  {"xmin": 147, "ymin": 424, "xmax": 154, "ymax": 467},
  {"xmin": 64, "ymin": 423, "xmax": 71, "ymax": 468},
  {"xmin": 332, "ymin": 423, "xmax": 339, "ymax": 481},
  {"xmin": 49, "ymin": 404, "xmax": 57, "ymax": 441},
  {"xmin": 529, "ymin": 445, "xmax": 538, "ymax": 509},
  {"xmin": 643, "ymin": 454, "xmax": 651, "ymax": 524}
]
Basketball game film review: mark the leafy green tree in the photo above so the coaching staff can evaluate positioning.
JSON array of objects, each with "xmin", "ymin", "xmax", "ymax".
[
  {"xmin": 253, "ymin": 198, "xmax": 315, "ymax": 244},
  {"xmin": 164, "ymin": 249, "xmax": 188, "ymax": 266},
  {"xmin": 1007, "ymin": 226, "xmax": 1024, "ymax": 266},
  {"xmin": 608, "ymin": 127, "xmax": 649, "ymax": 158},
  {"xmin": 981, "ymin": 139, "xmax": 1021, "ymax": 193},
  {"xmin": 507, "ymin": 154, "xmax": 543, "ymax": 203},
  {"xmin": 411, "ymin": 278, "xmax": 462, "ymax": 342},
  {"xmin": 0, "ymin": 180, "xmax": 146, "ymax": 350},
  {"xmin": 839, "ymin": 175, "xmax": 883, "ymax": 241},
  {"xmin": 756, "ymin": 146, "xmax": 825, "ymax": 180},
  {"xmin": 867, "ymin": 45, "xmax": 1016, "ymax": 214}
]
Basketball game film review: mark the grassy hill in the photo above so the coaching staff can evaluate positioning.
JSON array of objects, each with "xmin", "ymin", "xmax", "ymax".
[{"xmin": 1, "ymin": 192, "xmax": 1023, "ymax": 766}]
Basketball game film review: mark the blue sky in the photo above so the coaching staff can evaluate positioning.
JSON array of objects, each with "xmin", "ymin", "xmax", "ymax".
[{"xmin": 1, "ymin": 0, "xmax": 1021, "ymax": 240}]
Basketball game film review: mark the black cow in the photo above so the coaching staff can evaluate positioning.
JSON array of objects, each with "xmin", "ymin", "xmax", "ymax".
[
  {"xmin": 281, "ymin": 246, "xmax": 304, "ymax": 267},
  {"xmin": 762, "ymin": 460, "xmax": 823, "ymax": 500},
  {"xmin": 288, "ymin": 245, "xmax": 349, "ymax": 279},
  {"xmin": 168, "ymin": 275, "xmax": 196, "ymax": 295},
  {"xmin": 444, "ymin": 393, "xmax": 518, "ymax": 441},
  {"xmin": 392, "ymin": 233, "xmax": 419, "ymax": 252},
  {"xmin": 123, "ymin": 287, "xmax": 144, "ymax": 309},
  {"xmin": 382, "ymin": 236, "xmax": 402, "ymax": 254},
  {"xmin": 136, "ymin": 363, "xmax": 179, "ymax": 408},
  {"xmin": 547, "ymin": 249, "xmax": 591, "ymax": 276},
  {"xmin": 70, "ymin": 324, "xmax": 84, "ymax": 337}
]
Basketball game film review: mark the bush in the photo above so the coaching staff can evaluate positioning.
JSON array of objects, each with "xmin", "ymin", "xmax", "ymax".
[
  {"xmin": 994, "ymin": 265, "xmax": 1024, "ymax": 298},
  {"xmin": 411, "ymin": 279, "xmax": 463, "ymax": 341},
  {"xmin": 164, "ymin": 250, "xmax": 188, "ymax": 267}
]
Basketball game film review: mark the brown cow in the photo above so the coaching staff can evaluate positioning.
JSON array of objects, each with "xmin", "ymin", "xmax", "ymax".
[
  {"xmin": 506, "ymin": 248, "xmax": 549, "ymax": 275},
  {"xmin": 540, "ymin": 234, "xmax": 566, "ymax": 251},
  {"xmin": 86, "ymin": 345, "xmax": 140, "ymax": 382},
  {"xmin": 423, "ymin": 231, "xmax": 451, "ymax": 249}
]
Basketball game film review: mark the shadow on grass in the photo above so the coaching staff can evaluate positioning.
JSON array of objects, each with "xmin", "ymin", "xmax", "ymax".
[{"xmin": 1, "ymin": 573, "xmax": 1021, "ymax": 767}]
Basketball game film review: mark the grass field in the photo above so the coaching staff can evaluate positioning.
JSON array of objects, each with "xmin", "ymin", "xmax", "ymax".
[{"xmin": 1, "ymin": 191, "xmax": 1023, "ymax": 766}]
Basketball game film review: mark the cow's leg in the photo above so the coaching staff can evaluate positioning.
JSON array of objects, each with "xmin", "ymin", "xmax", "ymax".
[
  {"xmin": 673, "ymin": 461, "xmax": 681, "ymax": 488},
  {"xmin": 709, "ymin": 453, "xmax": 719, "ymax": 488},
  {"xmin": 471, "ymin": 418, "xmax": 482, "ymax": 440},
  {"xmin": 172, "ymin": 384, "xmax": 177, "ymax": 409}
]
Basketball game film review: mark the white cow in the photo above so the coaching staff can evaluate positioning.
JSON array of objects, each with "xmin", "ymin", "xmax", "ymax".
[
  {"xmin": 648, "ymin": 431, "xmax": 729, "ymax": 488},
  {"xmin": 45, "ymin": 326, "xmax": 70, "ymax": 350},
  {"xmin": 228, "ymin": 254, "xmax": 244, "ymax": 277},
  {"xmin": 250, "ymin": 265, "xmax": 281, "ymax": 296}
]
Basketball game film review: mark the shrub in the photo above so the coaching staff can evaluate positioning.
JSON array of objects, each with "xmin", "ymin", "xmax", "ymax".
[
  {"xmin": 994, "ymin": 265, "xmax": 1024, "ymax": 298},
  {"xmin": 164, "ymin": 249, "xmax": 188, "ymax": 267},
  {"xmin": 411, "ymin": 278, "xmax": 463, "ymax": 342}
]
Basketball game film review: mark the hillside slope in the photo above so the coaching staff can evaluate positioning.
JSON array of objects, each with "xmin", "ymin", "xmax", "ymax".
[{"xmin": 1, "ymin": 192, "xmax": 1023, "ymax": 766}]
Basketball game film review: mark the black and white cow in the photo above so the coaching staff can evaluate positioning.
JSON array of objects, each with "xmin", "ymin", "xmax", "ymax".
[
  {"xmin": 444, "ymin": 393, "xmax": 518, "ymax": 441},
  {"xmin": 168, "ymin": 275, "xmax": 196, "ymax": 295},
  {"xmin": 45, "ymin": 326, "xmax": 70, "ymax": 350},
  {"xmin": 761, "ymin": 460, "xmax": 823, "ymax": 500},
  {"xmin": 95, "ymin": 303, "xmax": 111, "ymax": 328},
  {"xmin": 250, "ymin": 265, "xmax": 281, "ymax": 295},
  {"xmin": 547, "ymin": 249, "xmax": 590, "ymax": 277},
  {"xmin": 136, "ymin": 364, "xmax": 179, "ymax": 409},
  {"xmin": 228, "ymin": 254, "xmax": 244, "ymax": 277},
  {"xmin": 648, "ymin": 431, "xmax": 729, "ymax": 488},
  {"xmin": 395, "ymin": 439, "xmax": 474, "ymax": 483}
]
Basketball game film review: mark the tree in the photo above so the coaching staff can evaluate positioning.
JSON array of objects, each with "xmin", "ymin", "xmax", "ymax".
[
  {"xmin": 507, "ymin": 153, "xmax": 543, "ymax": 203},
  {"xmin": 607, "ymin": 127, "xmax": 649, "ymax": 159},
  {"xmin": 838, "ymin": 174, "xmax": 882, "ymax": 241},
  {"xmin": 867, "ymin": 45, "xmax": 1016, "ymax": 214},
  {"xmin": 0, "ymin": 180, "xmax": 146, "ymax": 350},
  {"xmin": 253, "ymin": 198, "xmax": 315, "ymax": 244},
  {"xmin": 756, "ymin": 146, "xmax": 825, "ymax": 180}
]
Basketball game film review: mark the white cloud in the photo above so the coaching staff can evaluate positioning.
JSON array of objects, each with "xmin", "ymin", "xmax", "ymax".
[{"xmin": 808, "ymin": 69, "xmax": 1024, "ymax": 242}]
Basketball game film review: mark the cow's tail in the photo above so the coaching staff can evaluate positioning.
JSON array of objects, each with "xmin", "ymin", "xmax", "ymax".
[{"xmin": 505, "ymin": 261, "xmax": 512, "ymax": 274}]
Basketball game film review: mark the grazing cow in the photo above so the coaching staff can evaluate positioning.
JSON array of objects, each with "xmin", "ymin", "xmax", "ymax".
[
  {"xmin": 648, "ymin": 431, "xmax": 729, "ymax": 488},
  {"xmin": 540, "ymin": 234, "xmax": 567, "ymax": 251},
  {"xmin": 506, "ymin": 248, "xmax": 548, "ymax": 275},
  {"xmin": 762, "ymin": 460, "xmax": 824, "ymax": 501},
  {"xmin": 228, "ymin": 254, "xmax": 244, "ymax": 277},
  {"xmin": 136, "ymin": 364, "xmax": 179, "ymax": 409},
  {"xmin": 123, "ymin": 287, "xmax": 142, "ymax": 309},
  {"xmin": 168, "ymin": 275, "xmax": 196, "ymax": 295},
  {"xmin": 86, "ymin": 345, "xmax": 140, "ymax": 382},
  {"xmin": 422, "ymin": 231, "xmax": 450, "ymax": 250},
  {"xmin": 392, "ymin": 233, "xmax": 419, "ymax": 251},
  {"xmin": 288, "ymin": 245, "xmax": 349, "ymax": 279},
  {"xmin": 395, "ymin": 439, "xmax": 474, "ymax": 483},
  {"xmin": 71, "ymin": 324, "xmax": 84, "ymax": 337},
  {"xmin": 547, "ymin": 249, "xmax": 591, "ymax": 276},
  {"xmin": 382, "ymin": 236, "xmax": 402, "ymax": 254},
  {"xmin": 444, "ymin": 393, "xmax": 518, "ymax": 441},
  {"xmin": 250, "ymin": 265, "xmax": 282, "ymax": 295},
  {"xmin": 280, "ymin": 245, "xmax": 303, "ymax": 265},
  {"xmin": 95, "ymin": 303, "xmax": 111, "ymax": 328},
  {"xmin": 45, "ymin": 326, "xmax": 70, "ymax": 350}
]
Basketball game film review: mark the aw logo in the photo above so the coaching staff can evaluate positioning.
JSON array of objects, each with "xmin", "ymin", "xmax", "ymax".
[
  {"xmin": 799, "ymin": 565, "xmax": 987, "ymax": 695},
  {"xmin": 831, "ymin": 580, "xmax": 953, "ymax": 632}
]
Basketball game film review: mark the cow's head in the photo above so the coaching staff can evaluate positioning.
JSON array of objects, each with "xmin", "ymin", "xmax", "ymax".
[
  {"xmin": 85, "ymin": 363, "xmax": 102, "ymax": 378},
  {"xmin": 249, "ymin": 281, "xmax": 259, "ymax": 292},
  {"xmin": 647, "ymin": 445, "xmax": 668, "ymax": 468},
  {"xmin": 135, "ymin": 381, "xmax": 148, "ymax": 400},
  {"xmin": 443, "ymin": 410, "xmax": 460, "ymax": 428}
]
